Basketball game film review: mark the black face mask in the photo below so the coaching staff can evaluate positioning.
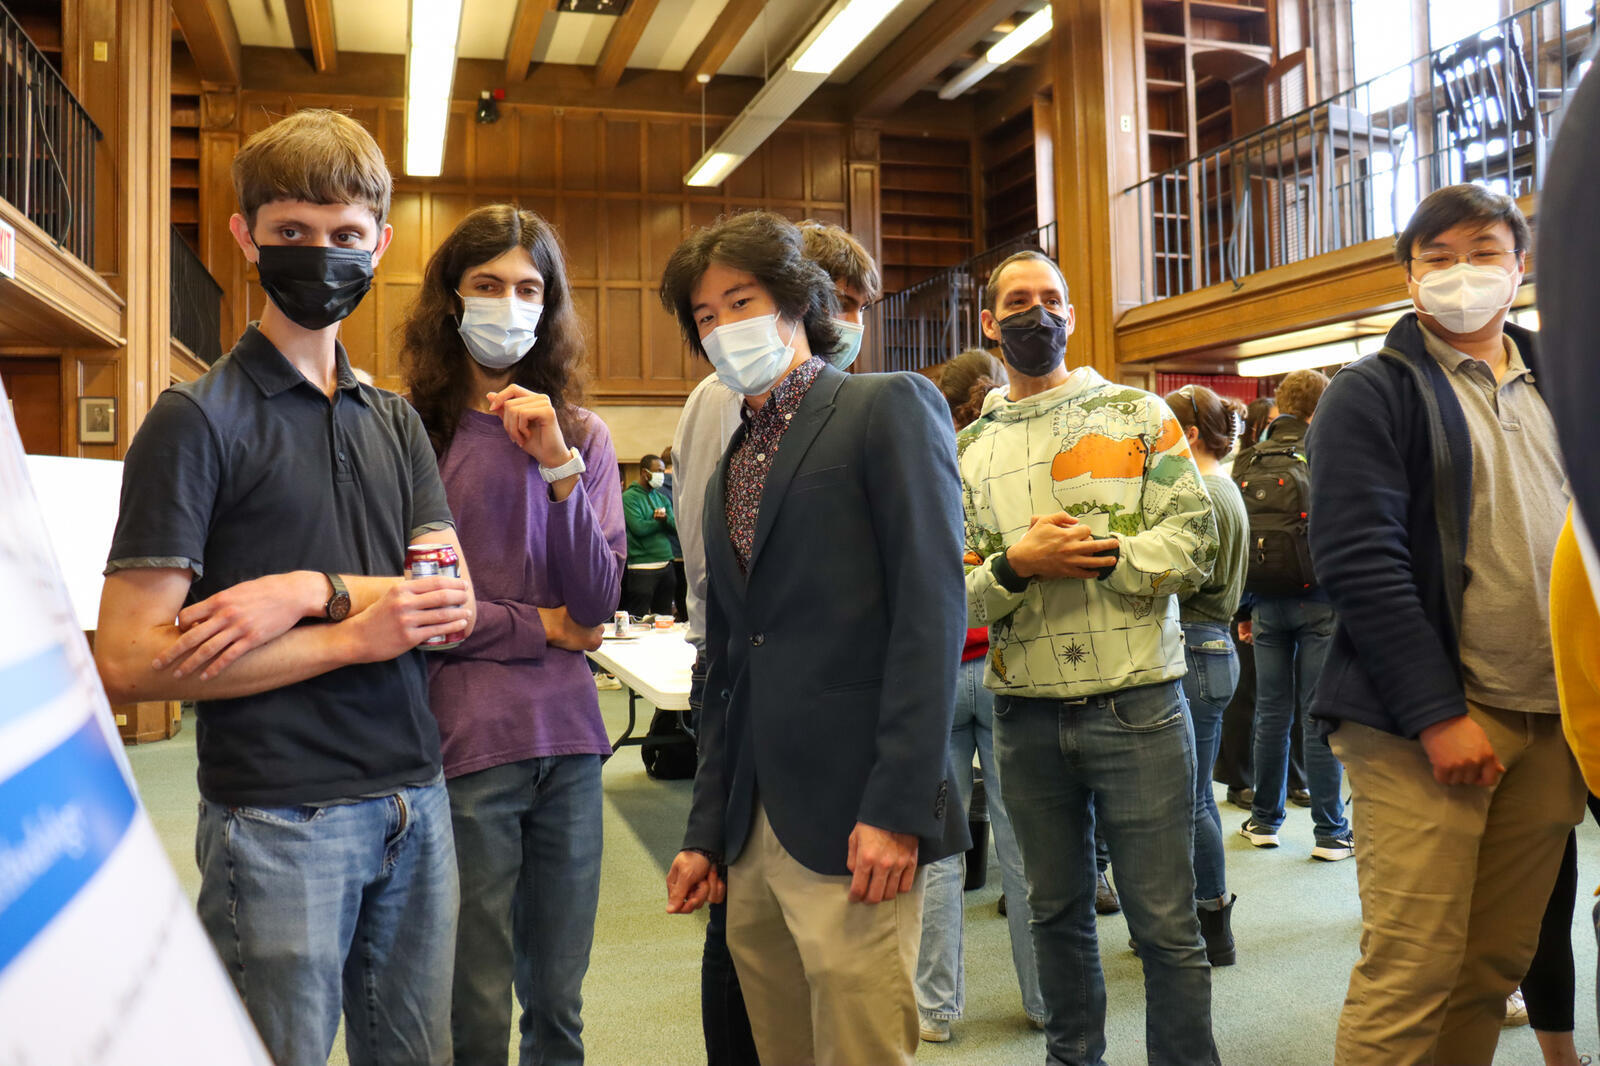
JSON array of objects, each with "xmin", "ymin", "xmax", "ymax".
[
  {"xmin": 997, "ymin": 304, "xmax": 1069, "ymax": 378},
  {"xmin": 255, "ymin": 245, "xmax": 374, "ymax": 330}
]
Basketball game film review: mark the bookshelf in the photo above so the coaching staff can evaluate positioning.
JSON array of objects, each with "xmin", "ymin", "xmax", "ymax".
[
  {"xmin": 171, "ymin": 37, "xmax": 201, "ymax": 253},
  {"xmin": 981, "ymin": 109, "xmax": 1039, "ymax": 249},
  {"xmin": 1139, "ymin": 0, "xmax": 1276, "ymax": 297},
  {"xmin": 879, "ymin": 132, "xmax": 976, "ymax": 293}
]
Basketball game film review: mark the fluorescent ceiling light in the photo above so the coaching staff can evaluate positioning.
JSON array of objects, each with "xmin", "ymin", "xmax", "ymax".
[
  {"xmin": 686, "ymin": 152, "xmax": 744, "ymax": 187},
  {"xmin": 685, "ymin": 0, "xmax": 894, "ymax": 187},
  {"xmin": 404, "ymin": 0, "xmax": 464, "ymax": 177},
  {"xmin": 938, "ymin": 59, "xmax": 998, "ymax": 100},
  {"xmin": 1237, "ymin": 338, "xmax": 1382, "ymax": 377},
  {"xmin": 793, "ymin": 0, "xmax": 904, "ymax": 74},
  {"xmin": 941, "ymin": 6, "xmax": 1053, "ymax": 99},
  {"xmin": 986, "ymin": 6, "xmax": 1052, "ymax": 65}
]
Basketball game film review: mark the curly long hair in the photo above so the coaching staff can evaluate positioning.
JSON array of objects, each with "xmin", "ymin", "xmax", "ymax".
[{"xmin": 402, "ymin": 204, "xmax": 588, "ymax": 455}]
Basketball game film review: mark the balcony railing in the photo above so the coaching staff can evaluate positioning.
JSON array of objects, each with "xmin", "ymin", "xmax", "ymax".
[
  {"xmin": 1125, "ymin": 0, "xmax": 1596, "ymax": 304},
  {"xmin": 171, "ymin": 229, "xmax": 223, "ymax": 365},
  {"xmin": 0, "ymin": 6, "xmax": 100, "ymax": 265},
  {"xmin": 867, "ymin": 223, "xmax": 1058, "ymax": 374}
]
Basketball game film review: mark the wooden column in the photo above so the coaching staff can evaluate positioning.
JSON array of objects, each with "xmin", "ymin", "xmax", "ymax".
[{"xmin": 1048, "ymin": 0, "xmax": 1144, "ymax": 379}]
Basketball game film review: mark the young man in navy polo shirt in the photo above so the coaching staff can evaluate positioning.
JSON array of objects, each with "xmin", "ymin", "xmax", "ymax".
[{"xmin": 94, "ymin": 109, "xmax": 475, "ymax": 1066}]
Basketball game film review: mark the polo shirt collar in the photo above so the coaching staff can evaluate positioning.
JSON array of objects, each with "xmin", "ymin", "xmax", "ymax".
[{"xmin": 232, "ymin": 324, "xmax": 369, "ymax": 405}]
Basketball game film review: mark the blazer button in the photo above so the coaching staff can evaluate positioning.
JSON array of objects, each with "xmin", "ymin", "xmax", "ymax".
[{"xmin": 750, "ymin": 633, "xmax": 764, "ymax": 647}]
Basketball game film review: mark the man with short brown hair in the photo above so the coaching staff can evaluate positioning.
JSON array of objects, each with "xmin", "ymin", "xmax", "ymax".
[{"xmin": 1309, "ymin": 184, "xmax": 1582, "ymax": 1064}]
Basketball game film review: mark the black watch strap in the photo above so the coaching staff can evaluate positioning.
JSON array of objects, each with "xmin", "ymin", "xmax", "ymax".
[{"xmin": 324, "ymin": 572, "xmax": 351, "ymax": 621}]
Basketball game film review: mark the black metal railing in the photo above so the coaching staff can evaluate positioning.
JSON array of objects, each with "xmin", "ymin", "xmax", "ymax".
[
  {"xmin": 867, "ymin": 223, "xmax": 1058, "ymax": 373},
  {"xmin": 0, "ymin": 6, "xmax": 101, "ymax": 265},
  {"xmin": 171, "ymin": 228, "xmax": 223, "ymax": 365},
  {"xmin": 1125, "ymin": 0, "xmax": 1596, "ymax": 303}
]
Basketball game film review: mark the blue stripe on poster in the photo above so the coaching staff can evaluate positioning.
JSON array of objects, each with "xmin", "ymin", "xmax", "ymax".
[
  {"xmin": 0, "ymin": 715, "xmax": 137, "ymax": 972},
  {"xmin": 0, "ymin": 644, "xmax": 76, "ymax": 730}
]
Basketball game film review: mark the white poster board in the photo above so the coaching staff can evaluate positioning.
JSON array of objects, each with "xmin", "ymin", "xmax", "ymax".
[
  {"xmin": 23, "ymin": 454, "xmax": 124, "ymax": 631},
  {"xmin": 0, "ymin": 379, "xmax": 271, "ymax": 1064}
]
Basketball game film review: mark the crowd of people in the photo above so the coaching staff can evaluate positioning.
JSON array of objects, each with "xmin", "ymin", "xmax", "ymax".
[{"xmin": 86, "ymin": 101, "xmax": 1600, "ymax": 1066}]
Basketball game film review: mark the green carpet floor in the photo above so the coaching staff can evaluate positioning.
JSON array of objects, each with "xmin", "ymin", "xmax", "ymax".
[{"xmin": 126, "ymin": 698, "xmax": 1600, "ymax": 1065}]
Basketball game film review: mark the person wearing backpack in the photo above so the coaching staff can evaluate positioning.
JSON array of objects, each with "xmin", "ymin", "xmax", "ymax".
[{"xmin": 1235, "ymin": 369, "xmax": 1354, "ymax": 861}]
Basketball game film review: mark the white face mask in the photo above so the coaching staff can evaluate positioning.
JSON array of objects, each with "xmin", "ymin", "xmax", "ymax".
[
  {"xmin": 1413, "ymin": 263, "xmax": 1516, "ymax": 335},
  {"xmin": 829, "ymin": 319, "xmax": 865, "ymax": 371},
  {"xmin": 648, "ymin": 471, "xmax": 665, "ymax": 490},
  {"xmin": 459, "ymin": 296, "xmax": 543, "ymax": 369},
  {"xmin": 701, "ymin": 314, "xmax": 798, "ymax": 396}
]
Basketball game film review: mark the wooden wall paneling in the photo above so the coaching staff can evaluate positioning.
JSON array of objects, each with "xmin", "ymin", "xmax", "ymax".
[
  {"xmin": 647, "ymin": 120, "xmax": 686, "ymax": 194},
  {"xmin": 69, "ymin": 354, "xmax": 122, "ymax": 461},
  {"xmin": 519, "ymin": 109, "xmax": 560, "ymax": 187},
  {"xmin": 562, "ymin": 113, "xmax": 602, "ymax": 190},
  {"xmin": 725, "ymin": 142, "xmax": 765, "ymax": 200},
  {"xmin": 766, "ymin": 135, "xmax": 807, "ymax": 202},
  {"xmin": 809, "ymin": 130, "xmax": 846, "ymax": 203},
  {"xmin": 604, "ymin": 118, "xmax": 643, "ymax": 193},
  {"xmin": 570, "ymin": 286, "xmax": 600, "ymax": 376},
  {"xmin": 604, "ymin": 289, "xmax": 644, "ymax": 381},
  {"xmin": 605, "ymin": 200, "xmax": 644, "ymax": 283},
  {"xmin": 523, "ymin": 195, "xmax": 559, "ymax": 226},
  {"xmin": 385, "ymin": 192, "xmax": 427, "ymax": 278},
  {"xmin": 379, "ymin": 281, "xmax": 418, "ymax": 386},
  {"xmin": 649, "ymin": 298, "xmax": 690, "ymax": 383},
  {"xmin": 0, "ymin": 357, "xmax": 63, "ymax": 455},
  {"xmin": 431, "ymin": 194, "xmax": 475, "ymax": 254},
  {"xmin": 337, "ymin": 279, "xmax": 379, "ymax": 375},
  {"xmin": 438, "ymin": 104, "xmax": 472, "ymax": 184},
  {"xmin": 561, "ymin": 197, "xmax": 601, "ymax": 281},
  {"xmin": 474, "ymin": 112, "xmax": 520, "ymax": 184}
]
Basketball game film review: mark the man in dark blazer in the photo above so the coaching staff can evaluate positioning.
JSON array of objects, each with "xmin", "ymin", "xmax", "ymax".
[{"xmin": 660, "ymin": 210, "xmax": 968, "ymax": 1066}]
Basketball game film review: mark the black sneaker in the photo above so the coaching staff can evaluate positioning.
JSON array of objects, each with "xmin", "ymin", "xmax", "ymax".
[
  {"xmin": 1312, "ymin": 834, "xmax": 1355, "ymax": 862},
  {"xmin": 1238, "ymin": 819, "xmax": 1279, "ymax": 847},
  {"xmin": 1289, "ymin": 788, "xmax": 1312, "ymax": 807}
]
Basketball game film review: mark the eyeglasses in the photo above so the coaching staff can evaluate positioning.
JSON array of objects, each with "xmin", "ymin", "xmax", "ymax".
[{"xmin": 1407, "ymin": 248, "xmax": 1520, "ymax": 277}]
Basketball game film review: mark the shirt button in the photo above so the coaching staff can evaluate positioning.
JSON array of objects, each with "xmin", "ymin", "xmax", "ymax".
[
  {"xmin": 784, "ymin": 413, "xmax": 792, "ymax": 421},
  {"xmin": 750, "ymin": 633, "xmax": 764, "ymax": 647},
  {"xmin": 756, "ymin": 453, "xmax": 766, "ymax": 462}
]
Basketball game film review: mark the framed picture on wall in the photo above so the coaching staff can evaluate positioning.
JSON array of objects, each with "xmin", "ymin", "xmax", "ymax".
[{"xmin": 78, "ymin": 396, "xmax": 115, "ymax": 444}]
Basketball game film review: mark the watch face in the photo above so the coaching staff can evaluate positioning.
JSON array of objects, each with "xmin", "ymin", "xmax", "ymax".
[{"xmin": 328, "ymin": 592, "xmax": 352, "ymax": 622}]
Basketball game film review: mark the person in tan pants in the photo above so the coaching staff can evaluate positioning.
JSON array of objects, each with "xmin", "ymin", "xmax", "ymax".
[{"xmin": 1306, "ymin": 184, "xmax": 1585, "ymax": 1065}]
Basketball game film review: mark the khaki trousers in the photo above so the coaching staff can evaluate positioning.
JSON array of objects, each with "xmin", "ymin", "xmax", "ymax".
[
  {"xmin": 725, "ymin": 803, "xmax": 924, "ymax": 1066},
  {"xmin": 1330, "ymin": 703, "xmax": 1585, "ymax": 1066}
]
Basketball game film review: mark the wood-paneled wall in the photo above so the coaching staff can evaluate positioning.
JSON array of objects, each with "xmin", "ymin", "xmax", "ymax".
[{"xmin": 200, "ymin": 92, "xmax": 852, "ymax": 403}]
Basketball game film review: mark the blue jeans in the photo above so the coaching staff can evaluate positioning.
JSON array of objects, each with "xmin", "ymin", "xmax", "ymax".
[
  {"xmin": 448, "ymin": 755, "xmax": 603, "ymax": 1066},
  {"xmin": 995, "ymin": 681, "xmax": 1217, "ymax": 1066},
  {"xmin": 1181, "ymin": 620, "xmax": 1239, "ymax": 902},
  {"xmin": 917, "ymin": 657, "xmax": 1045, "ymax": 1023},
  {"xmin": 195, "ymin": 776, "xmax": 458, "ymax": 1066},
  {"xmin": 1250, "ymin": 598, "xmax": 1350, "ymax": 839}
]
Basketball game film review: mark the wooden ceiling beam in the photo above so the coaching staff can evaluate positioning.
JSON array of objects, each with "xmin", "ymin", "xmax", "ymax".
[
  {"xmin": 171, "ymin": 0, "xmax": 243, "ymax": 86},
  {"xmin": 593, "ymin": 0, "xmax": 663, "ymax": 90},
  {"xmin": 678, "ymin": 0, "xmax": 765, "ymax": 94},
  {"xmin": 506, "ymin": 0, "xmax": 558, "ymax": 82},
  {"xmin": 847, "ymin": 0, "xmax": 1018, "ymax": 118},
  {"xmin": 301, "ymin": 0, "xmax": 337, "ymax": 74}
]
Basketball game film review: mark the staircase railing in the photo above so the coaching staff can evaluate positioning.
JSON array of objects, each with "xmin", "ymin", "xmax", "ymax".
[{"xmin": 0, "ymin": 4, "xmax": 102, "ymax": 266}]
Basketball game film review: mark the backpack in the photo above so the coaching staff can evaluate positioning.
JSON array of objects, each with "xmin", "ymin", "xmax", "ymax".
[
  {"xmin": 641, "ymin": 709, "xmax": 697, "ymax": 780},
  {"xmin": 1233, "ymin": 433, "xmax": 1317, "ymax": 596}
]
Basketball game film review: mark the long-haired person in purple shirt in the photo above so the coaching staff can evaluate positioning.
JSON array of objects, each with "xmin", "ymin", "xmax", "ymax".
[{"xmin": 402, "ymin": 203, "xmax": 626, "ymax": 1066}]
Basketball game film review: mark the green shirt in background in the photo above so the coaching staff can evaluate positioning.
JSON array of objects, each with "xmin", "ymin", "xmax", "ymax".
[
  {"xmin": 1181, "ymin": 473, "xmax": 1249, "ymax": 626},
  {"xmin": 622, "ymin": 483, "xmax": 676, "ymax": 566}
]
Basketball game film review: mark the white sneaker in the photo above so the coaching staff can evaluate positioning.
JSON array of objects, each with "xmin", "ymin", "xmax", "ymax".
[
  {"xmin": 1503, "ymin": 988, "xmax": 1529, "ymax": 1028},
  {"xmin": 919, "ymin": 1017, "xmax": 951, "ymax": 1043},
  {"xmin": 595, "ymin": 673, "xmax": 622, "ymax": 691}
]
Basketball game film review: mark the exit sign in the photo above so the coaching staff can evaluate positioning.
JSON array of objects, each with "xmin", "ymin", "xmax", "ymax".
[{"xmin": 0, "ymin": 219, "xmax": 14, "ymax": 279}]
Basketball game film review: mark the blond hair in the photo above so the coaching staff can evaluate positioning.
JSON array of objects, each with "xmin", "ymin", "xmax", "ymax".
[{"xmin": 232, "ymin": 108, "xmax": 392, "ymax": 231}]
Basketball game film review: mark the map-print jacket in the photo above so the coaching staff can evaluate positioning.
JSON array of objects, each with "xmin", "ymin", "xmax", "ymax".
[{"xmin": 958, "ymin": 366, "xmax": 1218, "ymax": 699}]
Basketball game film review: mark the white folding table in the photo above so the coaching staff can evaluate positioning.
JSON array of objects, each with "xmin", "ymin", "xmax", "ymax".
[{"xmin": 586, "ymin": 626, "xmax": 695, "ymax": 753}]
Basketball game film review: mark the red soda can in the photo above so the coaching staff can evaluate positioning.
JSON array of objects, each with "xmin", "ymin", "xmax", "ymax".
[{"xmin": 406, "ymin": 543, "xmax": 463, "ymax": 650}]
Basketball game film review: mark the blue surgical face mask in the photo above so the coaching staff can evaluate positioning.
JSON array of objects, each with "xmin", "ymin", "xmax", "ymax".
[
  {"xmin": 458, "ymin": 296, "xmax": 542, "ymax": 370},
  {"xmin": 828, "ymin": 318, "xmax": 864, "ymax": 370},
  {"xmin": 701, "ymin": 313, "xmax": 798, "ymax": 396}
]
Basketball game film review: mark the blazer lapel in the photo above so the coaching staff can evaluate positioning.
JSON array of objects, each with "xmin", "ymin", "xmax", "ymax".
[{"xmin": 745, "ymin": 367, "xmax": 845, "ymax": 575}]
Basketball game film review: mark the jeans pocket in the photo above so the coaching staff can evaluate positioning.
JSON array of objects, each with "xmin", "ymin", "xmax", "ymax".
[
  {"xmin": 1107, "ymin": 686, "xmax": 1186, "ymax": 732},
  {"xmin": 231, "ymin": 803, "xmax": 329, "ymax": 828},
  {"xmin": 1187, "ymin": 645, "xmax": 1239, "ymax": 706}
]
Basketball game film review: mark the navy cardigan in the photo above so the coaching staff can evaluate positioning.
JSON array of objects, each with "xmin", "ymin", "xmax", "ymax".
[{"xmin": 1306, "ymin": 313, "xmax": 1541, "ymax": 738}]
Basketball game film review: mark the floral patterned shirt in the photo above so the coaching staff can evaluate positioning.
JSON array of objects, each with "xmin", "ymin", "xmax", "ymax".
[{"xmin": 725, "ymin": 356, "xmax": 825, "ymax": 571}]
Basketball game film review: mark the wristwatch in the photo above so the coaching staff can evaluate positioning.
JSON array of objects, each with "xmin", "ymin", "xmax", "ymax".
[
  {"xmin": 323, "ymin": 572, "xmax": 351, "ymax": 622},
  {"xmin": 539, "ymin": 446, "xmax": 587, "ymax": 483}
]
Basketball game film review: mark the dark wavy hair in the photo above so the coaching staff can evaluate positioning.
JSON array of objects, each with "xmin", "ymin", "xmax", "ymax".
[
  {"xmin": 401, "ymin": 203, "xmax": 588, "ymax": 455},
  {"xmin": 659, "ymin": 210, "xmax": 841, "ymax": 360},
  {"xmin": 939, "ymin": 349, "xmax": 1007, "ymax": 428},
  {"xmin": 1240, "ymin": 397, "xmax": 1276, "ymax": 450}
]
